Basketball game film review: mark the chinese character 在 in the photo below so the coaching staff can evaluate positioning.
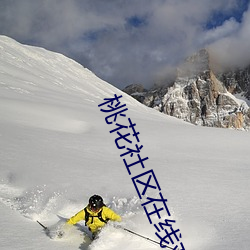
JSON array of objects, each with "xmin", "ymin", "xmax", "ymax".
[{"xmin": 142, "ymin": 192, "xmax": 171, "ymax": 224}]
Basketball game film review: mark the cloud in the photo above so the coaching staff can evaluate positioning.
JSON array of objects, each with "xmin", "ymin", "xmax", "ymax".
[
  {"xmin": 0, "ymin": 0, "xmax": 249, "ymax": 89},
  {"xmin": 208, "ymin": 4, "xmax": 250, "ymax": 69},
  {"xmin": 200, "ymin": 18, "xmax": 240, "ymax": 45}
]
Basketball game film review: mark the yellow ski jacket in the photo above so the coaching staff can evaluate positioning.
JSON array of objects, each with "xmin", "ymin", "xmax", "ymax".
[{"xmin": 67, "ymin": 206, "xmax": 121, "ymax": 233}]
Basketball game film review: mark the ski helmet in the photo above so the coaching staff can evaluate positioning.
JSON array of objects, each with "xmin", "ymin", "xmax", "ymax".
[{"xmin": 89, "ymin": 195, "xmax": 104, "ymax": 211}]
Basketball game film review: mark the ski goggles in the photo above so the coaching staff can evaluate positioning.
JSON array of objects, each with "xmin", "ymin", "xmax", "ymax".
[{"xmin": 89, "ymin": 205, "xmax": 101, "ymax": 212}]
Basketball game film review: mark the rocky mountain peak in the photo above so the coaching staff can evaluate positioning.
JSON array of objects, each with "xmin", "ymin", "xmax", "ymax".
[
  {"xmin": 177, "ymin": 48, "xmax": 210, "ymax": 78},
  {"xmin": 123, "ymin": 49, "xmax": 250, "ymax": 130}
]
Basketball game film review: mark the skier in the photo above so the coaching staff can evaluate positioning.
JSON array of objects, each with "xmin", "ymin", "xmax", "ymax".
[{"xmin": 66, "ymin": 194, "xmax": 122, "ymax": 239}]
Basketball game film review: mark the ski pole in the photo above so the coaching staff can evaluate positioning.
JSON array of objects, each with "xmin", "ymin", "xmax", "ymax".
[
  {"xmin": 37, "ymin": 220, "xmax": 48, "ymax": 231},
  {"xmin": 122, "ymin": 227, "xmax": 176, "ymax": 250}
]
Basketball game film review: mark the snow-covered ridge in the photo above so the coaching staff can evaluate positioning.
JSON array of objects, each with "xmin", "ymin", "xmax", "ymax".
[
  {"xmin": 0, "ymin": 35, "xmax": 151, "ymax": 133},
  {"xmin": 0, "ymin": 35, "xmax": 144, "ymax": 107}
]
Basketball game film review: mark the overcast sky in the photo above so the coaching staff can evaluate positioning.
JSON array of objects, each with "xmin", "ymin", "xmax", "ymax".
[{"xmin": 0, "ymin": 0, "xmax": 249, "ymax": 89}]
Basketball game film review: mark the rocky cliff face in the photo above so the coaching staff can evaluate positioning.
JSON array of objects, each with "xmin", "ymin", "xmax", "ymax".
[
  {"xmin": 123, "ymin": 49, "xmax": 250, "ymax": 130},
  {"xmin": 217, "ymin": 66, "xmax": 250, "ymax": 99}
]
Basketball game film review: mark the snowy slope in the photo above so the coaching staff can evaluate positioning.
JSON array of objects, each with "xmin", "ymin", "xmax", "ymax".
[{"xmin": 0, "ymin": 36, "xmax": 250, "ymax": 250}]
